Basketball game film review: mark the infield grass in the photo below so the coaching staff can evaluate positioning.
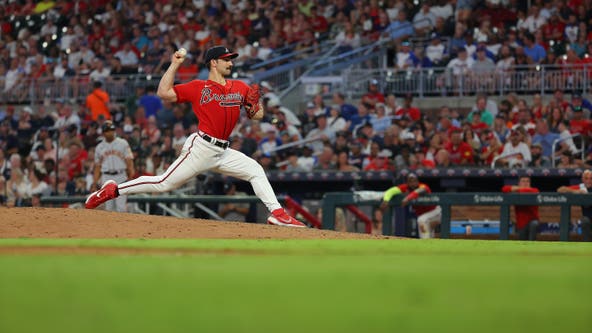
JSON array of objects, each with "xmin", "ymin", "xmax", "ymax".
[{"xmin": 0, "ymin": 238, "xmax": 590, "ymax": 333}]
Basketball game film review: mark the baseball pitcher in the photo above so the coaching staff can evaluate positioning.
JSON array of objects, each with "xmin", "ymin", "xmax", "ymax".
[
  {"xmin": 85, "ymin": 45, "xmax": 305, "ymax": 227},
  {"xmin": 92, "ymin": 120, "xmax": 134, "ymax": 212}
]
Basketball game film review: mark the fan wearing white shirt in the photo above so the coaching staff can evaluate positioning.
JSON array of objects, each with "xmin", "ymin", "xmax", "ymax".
[{"xmin": 500, "ymin": 129, "xmax": 531, "ymax": 168}]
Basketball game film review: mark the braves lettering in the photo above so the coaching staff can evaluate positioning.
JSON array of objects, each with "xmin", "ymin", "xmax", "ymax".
[{"xmin": 200, "ymin": 87, "xmax": 242, "ymax": 106}]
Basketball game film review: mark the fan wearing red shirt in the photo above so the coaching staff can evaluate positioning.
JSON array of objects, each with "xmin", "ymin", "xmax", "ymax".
[
  {"xmin": 444, "ymin": 128, "xmax": 474, "ymax": 165},
  {"xmin": 85, "ymin": 45, "xmax": 305, "ymax": 228},
  {"xmin": 380, "ymin": 173, "xmax": 441, "ymax": 238},
  {"xmin": 502, "ymin": 176, "xmax": 540, "ymax": 241},
  {"xmin": 569, "ymin": 106, "xmax": 592, "ymax": 137},
  {"xmin": 395, "ymin": 93, "xmax": 421, "ymax": 121},
  {"xmin": 361, "ymin": 79, "xmax": 385, "ymax": 108}
]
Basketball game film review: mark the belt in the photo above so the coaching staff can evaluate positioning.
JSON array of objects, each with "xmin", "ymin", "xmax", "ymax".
[
  {"xmin": 198, "ymin": 130, "xmax": 229, "ymax": 149},
  {"xmin": 103, "ymin": 170, "xmax": 125, "ymax": 175}
]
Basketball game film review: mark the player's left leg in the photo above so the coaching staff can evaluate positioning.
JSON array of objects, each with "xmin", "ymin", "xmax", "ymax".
[
  {"xmin": 214, "ymin": 149, "xmax": 305, "ymax": 227},
  {"xmin": 417, "ymin": 206, "xmax": 442, "ymax": 239}
]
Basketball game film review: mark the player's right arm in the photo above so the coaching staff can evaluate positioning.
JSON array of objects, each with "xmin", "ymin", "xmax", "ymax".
[
  {"xmin": 557, "ymin": 184, "xmax": 586, "ymax": 193},
  {"xmin": 157, "ymin": 50, "xmax": 186, "ymax": 102},
  {"xmin": 379, "ymin": 186, "xmax": 402, "ymax": 210}
]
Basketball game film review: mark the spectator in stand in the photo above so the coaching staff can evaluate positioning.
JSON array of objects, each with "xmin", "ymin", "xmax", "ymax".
[
  {"xmin": 568, "ymin": 105, "xmax": 592, "ymax": 139},
  {"xmin": 498, "ymin": 128, "xmax": 532, "ymax": 168},
  {"xmin": 138, "ymin": 86, "xmax": 163, "ymax": 120},
  {"xmin": 511, "ymin": 108, "xmax": 537, "ymax": 137},
  {"xmin": 395, "ymin": 93, "xmax": 421, "ymax": 122},
  {"xmin": 520, "ymin": 5, "xmax": 547, "ymax": 34},
  {"xmin": 425, "ymin": 32, "xmax": 447, "ymax": 66},
  {"xmin": 332, "ymin": 92, "xmax": 358, "ymax": 122},
  {"xmin": 445, "ymin": 47, "xmax": 473, "ymax": 90},
  {"xmin": 89, "ymin": 58, "xmax": 111, "ymax": 84},
  {"xmin": 113, "ymin": 41, "xmax": 139, "ymax": 69},
  {"xmin": 467, "ymin": 96, "xmax": 494, "ymax": 127},
  {"xmin": 313, "ymin": 146, "xmax": 336, "ymax": 171},
  {"xmin": 394, "ymin": 40, "xmax": 420, "ymax": 72},
  {"xmin": 531, "ymin": 118, "xmax": 560, "ymax": 158},
  {"xmin": 384, "ymin": 9, "xmax": 415, "ymax": 42},
  {"xmin": 141, "ymin": 115, "xmax": 161, "ymax": 145},
  {"xmin": 470, "ymin": 46, "xmax": 496, "ymax": 92},
  {"xmin": 444, "ymin": 127, "xmax": 474, "ymax": 166},
  {"xmin": 334, "ymin": 21, "xmax": 361, "ymax": 54},
  {"xmin": 361, "ymin": 79, "xmax": 385, "ymax": 109},
  {"xmin": 326, "ymin": 105, "xmax": 348, "ymax": 134},
  {"xmin": 570, "ymin": 91, "xmax": 592, "ymax": 118},
  {"xmin": 54, "ymin": 102, "xmax": 81, "ymax": 134},
  {"xmin": 469, "ymin": 111, "xmax": 489, "ymax": 134},
  {"xmin": 523, "ymin": 32, "xmax": 546, "ymax": 64},
  {"xmin": 480, "ymin": 131, "xmax": 503, "ymax": 166},
  {"xmin": 412, "ymin": 3, "xmax": 437, "ymax": 36},
  {"xmin": 557, "ymin": 169, "xmax": 592, "ymax": 242},
  {"xmin": 364, "ymin": 149, "xmax": 393, "ymax": 171},
  {"xmin": 529, "ymin": 143, "xmax": 551, "ymax": 167},
  {"xmin": 501, "ymin": 176, "xmax": 540, "ymax": 241},
  {"xmin": 379, "ymin": 173, "xmax": 441, "ymax": 239},
  {"xmin": 556, "ymin": 151, "xmax": 581, "ymax": 168},
  {"xmin": 259, "ymin": 127, "xmax": 282, "ymax": 157},
  {"xmin": 85, "ymin": 81, "xmax": 111, "ymax": 121}
]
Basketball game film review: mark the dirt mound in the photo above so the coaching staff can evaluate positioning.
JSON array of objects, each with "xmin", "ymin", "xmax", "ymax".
[{"xmin": 0, "ymin": 207, "xmax": 389, "ymax": 240}]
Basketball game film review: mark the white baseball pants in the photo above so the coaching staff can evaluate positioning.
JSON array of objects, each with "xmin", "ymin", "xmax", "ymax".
[
  {"xmin": 118, "ymin": 133, "xmax": 282, "ymax": 213},
  {"xmin": 100, "ymin": 172, "xmax": 128, "ymax": 213},
  {"xmin": 417, "ymin": 206, "xmax": 442, "ymax": 239}
]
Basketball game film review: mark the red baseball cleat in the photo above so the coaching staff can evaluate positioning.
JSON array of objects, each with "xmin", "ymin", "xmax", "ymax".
[
  {"xmin": 267, "ymin": 208, "xmax": 307, "ymax": 227},
  {"xmin": 85, "ymin": 180, "xmax": 119, "ymax": 209}
]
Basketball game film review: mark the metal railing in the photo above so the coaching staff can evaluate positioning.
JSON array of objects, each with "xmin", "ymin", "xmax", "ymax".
[
  {"xmin": 337, "ymin": 64, "xmax": 592, "ymax": 100},
  {"xmin": 551, "ymin": 133, "xmax": 585, "ymax": 167}
]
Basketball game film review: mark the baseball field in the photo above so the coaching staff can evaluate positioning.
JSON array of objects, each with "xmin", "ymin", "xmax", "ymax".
[{"xmin": 0, "ymin": 208, "xmax": 591, "ymax": 333}]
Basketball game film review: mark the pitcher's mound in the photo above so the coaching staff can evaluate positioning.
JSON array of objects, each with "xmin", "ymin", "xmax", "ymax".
[{"xmin": 0, "ymin": 207, "xmax": 389, "ymax": 239}]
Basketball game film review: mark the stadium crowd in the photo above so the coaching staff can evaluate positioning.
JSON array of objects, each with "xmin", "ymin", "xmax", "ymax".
[{"xmin": 1, "ymin": 0, "xmax": 592, "ymax": 207}]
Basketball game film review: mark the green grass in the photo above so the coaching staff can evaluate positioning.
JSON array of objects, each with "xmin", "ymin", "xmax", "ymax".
[{"xmin": 0, "ymin": 239, "xmax": 591, "ymax": 333}]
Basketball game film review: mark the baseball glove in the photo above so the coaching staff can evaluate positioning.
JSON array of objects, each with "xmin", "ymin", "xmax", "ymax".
[{"xmin": 245, "ymin": 83, "xmax": 261, "ymax": 118}]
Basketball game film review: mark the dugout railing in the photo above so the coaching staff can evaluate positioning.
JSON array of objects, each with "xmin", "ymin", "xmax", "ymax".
[{"xmin": 322, "ymin": 192, "xmax": 592, "ymax": 241}]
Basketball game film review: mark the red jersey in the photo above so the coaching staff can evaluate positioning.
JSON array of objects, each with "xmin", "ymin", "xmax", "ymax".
[
  {"xmin": 501, "ymin": 186, "xmax": 540, "ymax": 229},
  {"xmin": 398, "ymin": 183, "xmax": 437, "ymax": 215},
  {"xmin": 569, "ymin": 119, "xmax": 592, "ymax": 136},
  {"xmin": 444, "ymin": 141, "xmax": 474, "ymax": 165},
  {"xmin": 173, "ymin": 79, "xmax": 250, "ymax": 140},
  {"xmin": 395, "ymin": 107, "xmax": 421, "ymax": 121}
]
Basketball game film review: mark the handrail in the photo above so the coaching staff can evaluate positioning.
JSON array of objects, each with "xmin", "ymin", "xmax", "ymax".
[
  {"xmin": 551, "ymin": 133, "xmax": 584, "ymax": 167},
  {"xmin": 490, "ymin": 152, "xmax": 523, "ymax": 169},
  {"xmin": 6, "ymin": 63, "xmax": 592, "ymax": 106}
]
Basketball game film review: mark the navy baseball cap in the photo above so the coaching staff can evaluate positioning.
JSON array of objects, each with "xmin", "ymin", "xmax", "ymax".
[
  {"xmin": 102, "ymin": 120, "xmax": 116, "ymax": 132},
  {"xmin": 204, "ymin": 46, "xmax": 238, "ymax": 64}
]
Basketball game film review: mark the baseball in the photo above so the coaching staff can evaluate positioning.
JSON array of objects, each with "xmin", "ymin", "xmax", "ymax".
[{"xmin": 177, "ymin": 48, "xmax": 187, "ymax": 57}]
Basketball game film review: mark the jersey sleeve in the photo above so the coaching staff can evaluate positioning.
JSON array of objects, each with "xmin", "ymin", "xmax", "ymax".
[
  {"xmin": 418, "ymin": 184, "xmax": 431, "ymax": 194},
  {"xmin": 124, "ymin": 141, "xmax": 133, "ymax": 159},
  {"xmin": 173, "ymin": 80, "xmax": 202, "ymax": 103},
  {"xmin": 382, "ymin": 186, "xmax": 402, "ymax": 201},
  {"xmin": 517, "ymin": 187, "xmax": 539, "ymax": 193},
  {"xmin": 94, "ymin": 145, "xmax": 102, "ymax": 163}
]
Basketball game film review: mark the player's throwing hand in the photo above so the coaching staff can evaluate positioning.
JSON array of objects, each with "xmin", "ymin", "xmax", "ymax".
[{"xmin": 172, "ymin": 48, "xmax": 187, "ymax": 64}]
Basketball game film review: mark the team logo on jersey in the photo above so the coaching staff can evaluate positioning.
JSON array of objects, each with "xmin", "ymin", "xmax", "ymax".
[{"xmin": 200, "ymin": 87, "xmax": 242, "ymax": 107}]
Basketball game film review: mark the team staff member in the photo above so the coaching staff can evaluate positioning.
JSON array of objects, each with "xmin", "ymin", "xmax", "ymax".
[
  {"xmin": 91, "ymin": 120, "xmax": 134, "ymax": 212},
  {"xmin": 502, "ymin": 176, "xmax": 540, "ymax": 241},
  {"xmin": 85, "ymin": 45, "xmax": 305, "ymax": 227},
  {"xmin": 557, "ymin": 169, "xmax": 592, "ymax": 241},
  {"xmin": 380, "ymin": 173, "xmax": 441, "ymax": 238}
]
